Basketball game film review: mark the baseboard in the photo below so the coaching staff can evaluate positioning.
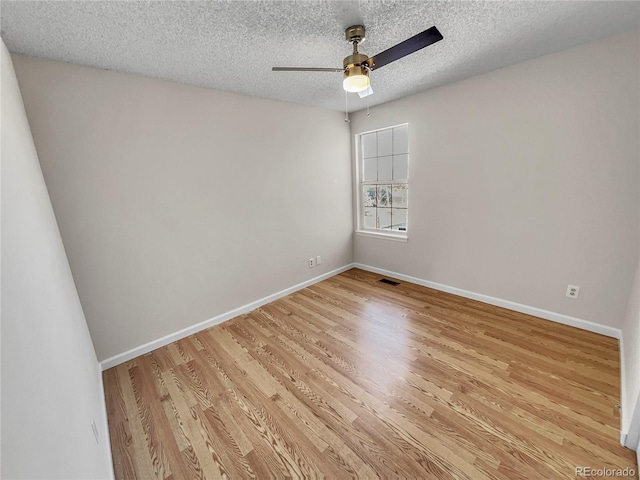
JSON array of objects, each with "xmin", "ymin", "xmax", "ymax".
[
  {"xmin": 623, "ymin": 393, "xmax": 640, "ymax": 450},
  {"xmin": 354, "ymin": 263, "xmax": 621, "ymax": 339},
  {"xmin": 620, "ymin": 335, "xmax": 640, "ymax": 450},
  {"xmin": 99, "ymin": 264, "xmax": 355, "ymax": 370},
  {"xmin": 621, "ymin": 431, "xmax": 628, "ymax": 447},
  {"xmin": 100, "ymin": 261, "xmax": 621, "ymax": 366},
  {"xmin": 620, "ymin": 335, "xmax": 627, "ymax": 446},
  {"xmin": 97, "ymin": 361, "xmax": 115, "ymax": 479}
]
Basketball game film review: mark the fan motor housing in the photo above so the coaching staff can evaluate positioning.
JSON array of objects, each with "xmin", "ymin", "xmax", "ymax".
[
  {"xmin": 344, "ymin": 64, "xmax": 369, "ymax": 82},
  {"xmin": 343, "ymin": 53, "xmax": 368, "ymax": 69}
]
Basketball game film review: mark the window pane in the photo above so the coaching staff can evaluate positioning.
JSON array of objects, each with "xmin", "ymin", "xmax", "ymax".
[
  {"xmin": 362, "ymin": 133, "xmax": 377, "ymax": 158},
  {"xmin": 378, "ymin": 156, "xmax": 392, "ymax": 181},
  {"xmin": 364, "ymin": 207, "xmax": 377, "ymax": 228},
  {"xmin": 358, "ymin": 126, "xmax": 409, "ymax": 235},
  {"xmin": 377, "ymin": 129, "xmax": 393, "ymax": 157},
  {"xmin": 376, "ymin": 185, "xmax": 391, "ymax": 208},
  {"xmin": 393, "ymin": 125, "xmax": 408, "ymax": 154},
  {"xmin": 377, "ymin": 208, "xmax": 392, "ymax": 229},
  {"xmin": 391, "ymin": 209, "xmax": 407, "ymax": 231},
  {"xmin": 393, "ymin": 154, "xmax": 408, "ymax": 181},
  {"xmin": 392, "ymin": 184, "xmax": 408, "ymax": 208},
  {"xmin": 363, "ymin": 157, "xmax": 377, "ymax": 181},
  {"xmin": 363, "ymin": 185, "xmax": 377, "ymax": 207}
]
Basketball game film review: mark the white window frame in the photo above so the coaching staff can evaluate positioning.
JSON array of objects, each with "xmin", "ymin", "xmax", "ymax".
[{"xmin": 355, "ymin": 123, "xmax": 409, "ymax": 242}]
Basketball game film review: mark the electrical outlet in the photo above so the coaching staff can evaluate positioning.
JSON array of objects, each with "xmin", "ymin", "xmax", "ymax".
[
  {"xmin": 308, "ymin": 258, "xmax": 315, "ymax": 268},
  {"xmin": 566, "ymin": 285, "xmax": 580, "ymax": 299},
  {"xmin": 316, "ymin": 255, "xmax": 322, "ymax": 266}
]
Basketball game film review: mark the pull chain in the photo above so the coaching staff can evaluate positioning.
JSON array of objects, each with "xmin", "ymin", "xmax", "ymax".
[{"xmin": 344, "ymin": 89, "xmax": 350, "ymax": 123}]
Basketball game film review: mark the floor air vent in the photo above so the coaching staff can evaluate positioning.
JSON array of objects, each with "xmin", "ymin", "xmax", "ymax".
[{"xmin": 379, "ymin": 278, "xmax": 400, "ymax": 286}]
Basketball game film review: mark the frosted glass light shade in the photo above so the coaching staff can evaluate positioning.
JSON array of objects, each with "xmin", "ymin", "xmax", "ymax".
[
  {"xmin": 343, "ymin": 71, "xmax": 370, "ymax": 92},
  {"xmin": 342, "ymin": 63, "xmax": 371, "ymax": 92}
]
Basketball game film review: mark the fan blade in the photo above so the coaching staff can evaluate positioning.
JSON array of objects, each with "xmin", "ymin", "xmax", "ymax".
[
  {"xmin": 366, "ymin": 26, "xmax": 443, "ymax": 71},
  {"xmin": 358, "ymin": 86, "xmax": 373, "ymax": 98},
  {"xmin": 272, "ymin": 67, "xmax": 344, "ymax": 72}
]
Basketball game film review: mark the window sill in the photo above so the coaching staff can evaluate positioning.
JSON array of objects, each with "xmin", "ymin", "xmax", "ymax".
[{"xmin": 355, "ymin": 230, "xmax": 408, "ymax": 242}]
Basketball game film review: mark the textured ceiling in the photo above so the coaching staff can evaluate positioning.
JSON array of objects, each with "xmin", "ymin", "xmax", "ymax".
[{"xmin": 1, "ymin": 1, "xmax": 639, "ymax": 112}]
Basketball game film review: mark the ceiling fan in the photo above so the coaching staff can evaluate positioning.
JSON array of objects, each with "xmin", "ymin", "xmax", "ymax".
[{"xmin": 272, "ymin": 25, "xmax": 443, "ymax": 98}]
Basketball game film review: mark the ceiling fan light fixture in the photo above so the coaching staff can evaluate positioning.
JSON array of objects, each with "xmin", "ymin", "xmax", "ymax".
[
  {"xmin": 343, "ymin": 65, "xmax": 370, "ymax": 93},
  {"xmin": 272, "ymin": 24, "xmax": 443, "ymax": 99}
]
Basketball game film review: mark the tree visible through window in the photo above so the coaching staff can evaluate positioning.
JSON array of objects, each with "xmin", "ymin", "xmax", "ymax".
[{"xmin": 359, "ymin": 124, "xmax": 409, "ymax": 234}]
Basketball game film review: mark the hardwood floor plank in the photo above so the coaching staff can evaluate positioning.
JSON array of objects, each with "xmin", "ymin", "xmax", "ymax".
[
  {"xmin": 112, "ymin": 364, "xmax": 160, "ymax": 479},
  {"xmin": 103, "ymin": 368, "xmax": 142, "ymax": 480},
  {"xmin": 195, "ymin": 332, "xmax": 326, "ymax": 477},
  {"xmin": 235, "ymin": 317, "xmax": 381, "ymax": 477},
  {"xmin": 104, "ymin": 268, "xmax": 637, "ymax": 479},
  {"xmin": 132, "ymin": 357, "xmax": 194, "ymax": 479},
  {"xmin": 161, "ymin": 369, "xmax": 228, "ymax": 480}
]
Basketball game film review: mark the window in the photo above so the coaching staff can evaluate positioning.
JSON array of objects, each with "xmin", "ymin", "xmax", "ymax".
[{"xmin": 357, "ymin": 124, "xmax": 409, "ymax": 239}]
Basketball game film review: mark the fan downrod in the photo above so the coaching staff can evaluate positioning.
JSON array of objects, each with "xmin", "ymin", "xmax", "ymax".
[{"xmin": 343, "ymin": 25, "xmax": 368, "ymax": 70}]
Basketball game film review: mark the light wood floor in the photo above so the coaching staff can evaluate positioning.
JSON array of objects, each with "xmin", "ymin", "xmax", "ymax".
[{"xmin": 104, "ymin": 268, "xmax": 637, "ymax": 479}]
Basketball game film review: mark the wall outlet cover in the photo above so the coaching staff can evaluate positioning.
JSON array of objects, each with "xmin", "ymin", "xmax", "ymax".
[{"xmin": 566, "ymin": 285, "xmax": 580, "ymax": 299}]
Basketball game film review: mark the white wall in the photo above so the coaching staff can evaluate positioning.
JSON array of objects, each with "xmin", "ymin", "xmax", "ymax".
[
  {"xmin": 350, "ymin": 30, "xmax": 639, "ymax": 331},
  {"xmin": 12, "ymin": 55, "xmax": 353, "ymax": 362},
  {"xmin": 1, "ymin": 40, "xmax": 113, "ymax": 479}
]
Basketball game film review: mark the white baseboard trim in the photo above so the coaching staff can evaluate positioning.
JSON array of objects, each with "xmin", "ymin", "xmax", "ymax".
[
  {"xmin": 354, "ymin": 263, "xmax": 622, "ymax": 339},
  {"xmin": 620, "ymin": 335, "xmax": 627, "ymax": 446},
  {"xmin": 623, "ymin": 393, "xmax": 640, "ymax": 451},
  {"xmin": 99, "ymin": 264, "xmax": 355, "ymax": 370},
  {"xmin": 100, "ymin": 261, "xmax": 621, "ymax": 366},
  {"xmin": 620, "ymin": 325, "xmax": 640, "ymax": 451},
  {"xmin": 97, "ymin": 361, "xmax": 115, "ymax": 479}
]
